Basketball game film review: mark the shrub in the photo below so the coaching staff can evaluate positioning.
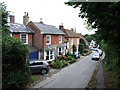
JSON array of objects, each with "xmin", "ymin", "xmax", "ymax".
[
  {"xmin": 72, "ymin": 44, "xmax": 76, "ymax": 54},
  {"xmin": 83, "ymin": 49, "xmax": 88, "ymax": 53},
  {"xmin": 57, "ymin": 56, "xmax": 67, "ymax": 60},
  {"xmin": 2, "ymin": 36, "xmax": 30, "ymax": 89},
  {"xmin": 50, "ymin": 59, "xmax": 68, "ymax": 69}
]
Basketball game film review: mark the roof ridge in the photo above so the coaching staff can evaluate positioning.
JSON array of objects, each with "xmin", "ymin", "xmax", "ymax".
[{"xmin": 33, "ymin": 22, "xmax": 56, "ymax": 27}]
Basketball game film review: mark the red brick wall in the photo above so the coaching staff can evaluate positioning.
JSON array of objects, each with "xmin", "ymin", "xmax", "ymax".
[
  {"xmin": 13, "ymin": 34, "xmax": 20, "ymax": 39},
  {"xmin": 27, "ymin": 22, "xmax": 43, "ymax": 49},
  {"xmin": 28, "ymin": 34, "xmax": 33, "ymax": 46},
  {"xmin": 43, "ymin": 35, "xmax": 65, "ymax": 48},
  {"xmin": 13, "ymin": 33, "xmax": 33, "ymax": 46}
]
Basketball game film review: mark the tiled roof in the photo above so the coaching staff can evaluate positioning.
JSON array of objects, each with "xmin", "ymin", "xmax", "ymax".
[
  {"xmin": 64, "ymin": 29, "xmax": 80, "ymax": 38},
  {"xmin": 32, "ymin": 22, "xmax": 65, "ymax": 35},
  {"xmin": 8, "ymin": 23, "xmax": 34, "ymax": 33}
]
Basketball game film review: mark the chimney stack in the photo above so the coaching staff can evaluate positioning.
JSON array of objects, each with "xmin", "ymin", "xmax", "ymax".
[
  {"xmin": 39, "ymin": 18, "xmax": 44, "ymax": 24},
  {"xmin": 71, "ymin": 27, "xmax": 76, "ymax": 32},
  {"xmin": 23, "ymin": 12, "xmax": 29, "ymax": 25},
  {"xmin": 10, "ymin": 15, "xmax": 15, "ymax": 23},
  {"xmin": 59, "ymin": 23, "xmax": 65, "ymax": 32}
]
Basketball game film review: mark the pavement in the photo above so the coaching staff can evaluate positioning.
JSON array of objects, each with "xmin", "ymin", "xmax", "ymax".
[{"xmin": 96, "ymin": 52, "xmax": 105, "ymax": 88}]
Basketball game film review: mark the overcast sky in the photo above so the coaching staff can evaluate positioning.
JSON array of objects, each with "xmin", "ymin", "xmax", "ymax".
[{"xmin": 2, "ymin": 0, "xmax": 95, "ymax": 35}]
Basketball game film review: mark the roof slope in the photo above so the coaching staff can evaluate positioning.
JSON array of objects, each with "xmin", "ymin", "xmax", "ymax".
[
  {"xmin": 8, "ymin": 23, "xmax": 34, "ymax": 33},
  {"xmin": 32, "ymin": 22, "xmax": 65, "ymax": 35},
  {"xmin": 64, "ymin": 29, "xmax": 80, "ymax": 38}
]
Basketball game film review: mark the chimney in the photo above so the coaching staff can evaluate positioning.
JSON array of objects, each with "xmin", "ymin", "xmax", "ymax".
[
  {"xmin": 71, "ymin": 28, "xmax": 73, "ymax": 32},
  {"xmin": 71, "ymin": 27, "xmax": 76, "ymax": 32},
  {"xmin": 23, "ymin": 12, "xmax": 29, "ymax": 25},
  {"xmin": 10, "ymin": 15, "xmax": 15, "ymax": 23},
  {"xmin": 39, "ymin": 18, "xmax": 44, "ymax": 24},
  {"xmin": 59, "ymin": 23, "xmax": 65, "ymax": 32}
]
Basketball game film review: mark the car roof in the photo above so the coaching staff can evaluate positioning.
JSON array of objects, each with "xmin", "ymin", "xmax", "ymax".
[{"xmin": 29, "ymin": 60, "xmax": 47, "ymax": 63}]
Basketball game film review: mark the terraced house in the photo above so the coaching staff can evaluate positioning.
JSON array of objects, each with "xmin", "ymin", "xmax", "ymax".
[
  {"xmin": 59, "ymin": 24, "xmax": 88, "ymax": 54},
  {"xmin": 27, "ymin": 21, "xmax": 65, "ymax": 61},
  {"xmin": 8, "ymin": 13, "xmax": 42, "ymax": 60},
  {"xmin": 8, "ymin": 13, "xmax": 65, "ymax": 61}
]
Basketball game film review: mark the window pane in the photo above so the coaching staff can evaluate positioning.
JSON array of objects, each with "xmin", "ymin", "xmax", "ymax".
[
  {"xmin": 46, "ymin": 56, "xmax": 49, "ymax": 60},
  {"xmin": 21, "ymin": 34, "xmax": 27, "ymax": 43},
  {"xmin": 46, "ymin": 35, "xmax": 50, "ymax": 44},
  {"xmin": 46, "ymin": 51, "xmax": 49, "ymax": 55}
]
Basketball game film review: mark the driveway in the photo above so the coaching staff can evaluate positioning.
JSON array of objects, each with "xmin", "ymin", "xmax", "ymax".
[{"xmin": 31, "ymin": 52, "xmax": 99, "ymax": 88}]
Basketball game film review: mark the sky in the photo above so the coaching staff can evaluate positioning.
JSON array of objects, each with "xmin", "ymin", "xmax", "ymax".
[{"xmin": 2, "ymin": 0, "xmax": 95, "ymax": 35}]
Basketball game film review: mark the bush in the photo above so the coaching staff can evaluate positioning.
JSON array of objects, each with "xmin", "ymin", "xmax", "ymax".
[
  {"xmin": 57, "ymin": 56, "xmax": 67, "ymax": 60},
  {"xmin": 50, "ymin": 59, "xmax": 68, "ymax": 69},
  {"xmin": 72, "ymin": 44, "xmax": 76, "ymax": 54},
  {"xmin": 2, "ymin": 36, "xmax": 30, "ymax": 89},
  {"xmin": 83, "ymin": 49, "xmax": 88, "ymax": 53}
]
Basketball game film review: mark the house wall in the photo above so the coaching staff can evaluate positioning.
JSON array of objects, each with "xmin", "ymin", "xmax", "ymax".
[
  {"xmin": 27, "ymin": 22, "xmax": 43, "ymax": 49},
  {"xmin": 43, "ymin": 34, "xmax": 65, "ymax": 60},
  {"xmin": 43, "ymin": 35, "xmax": 64, "ymax": 48},
  {"xmin": 13, "ymin": 34, "xmax": 20, "ymax": 39},
  {"xmin": 66, "ymin": 37, "xmax": 80, "ymax": 54},
  {"xmin": 12, "ymin": 33, "xmax": 33, "ymax": 46},
  {"xmin": 28, "ymin": 34, "xmax": 33, "ymax": 46}
]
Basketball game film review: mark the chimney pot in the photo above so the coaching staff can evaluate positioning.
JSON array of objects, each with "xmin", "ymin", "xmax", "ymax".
[{"xmin": 39, "ymin": 18, "xmax": 44, "ymax": 24}]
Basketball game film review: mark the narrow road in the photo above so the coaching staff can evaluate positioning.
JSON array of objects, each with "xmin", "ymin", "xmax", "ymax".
[{"xmin": 31, "ymin": 52, "xmax": 99, "ymax": 88}]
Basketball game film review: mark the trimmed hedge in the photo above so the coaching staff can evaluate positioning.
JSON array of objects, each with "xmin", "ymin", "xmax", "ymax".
[{"xmin": 2, "ymin": 36, "xmax": 30, "ymax": 89}]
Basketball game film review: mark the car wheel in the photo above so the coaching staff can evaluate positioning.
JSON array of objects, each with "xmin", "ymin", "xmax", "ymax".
[{"xmin": 41, "ymin": 69, "xmax": 48, "ymax": 75}]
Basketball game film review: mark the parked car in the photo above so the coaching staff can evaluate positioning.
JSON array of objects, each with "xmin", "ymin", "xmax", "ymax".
[
  {"xmin": 92, "ymin": 53, "xmax": 100, "ymax": 60},
  {"xmin": 97, "ymin": 49, "xmax": 103, "ymax": 56},
  {"xmin": 29, "ymin": 60, "xmax": 50, "ymax": 75},
  {"xmin": 75, "ymin": 52, "xmax": 80, "ymax": 59}
]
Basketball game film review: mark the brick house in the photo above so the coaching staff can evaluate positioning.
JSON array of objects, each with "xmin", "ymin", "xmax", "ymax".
[
  {"xmin": 27, "ymin": 21, "xmax": 65, "ymax": 62},
  {"xmin": 59, "ymin": 24, "xmax": 88, "ymax": 54},
  {"xmin": 8, "ymin": 13, "xmax": 41, "ymax": 60}
]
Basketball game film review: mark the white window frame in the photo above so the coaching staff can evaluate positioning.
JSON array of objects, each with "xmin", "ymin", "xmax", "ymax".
[
  {"xmin": 20, "ymin": 33, "xmax": 28, "ymax": 44},
  {"xmin": 46, "ymin": 35, "xmax": 51, "ymax": 45},
  {"xmin": 58, "ymin": 47, "xmax": 62, "ymax": 56},
  {"xmin": 44, "ymin": 50, "xmax": 54, "ymax": 61},
  {"xmin": 77, "ymin": 39, "xmax": 79, "ymax": 44},
  {"xmin": 59, "ymin": 35, "xmax": 62, "ymax": 43},
  {"xmin": 38, "ymin": 51, "xmax": 40, "ymax": 59},
  {"xmin": 71, "ymin": 39, "xmax": 73, "ymax": 45},
  {"xmin": 67, "ymin": 42, "xmax": 69, "ymax": 48}
]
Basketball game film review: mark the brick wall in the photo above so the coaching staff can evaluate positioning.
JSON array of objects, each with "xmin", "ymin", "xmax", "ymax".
[
  {"xmin": 27, "ymin": 22, "xmax": 43, "ymax": 49},
  {"xmin": 12, "ymin": 33, "xmax": 33, "ymax": 46},
  {"xmin": 28, "ymin": 34, "xmax": 33, "ymax": 46},
  {"xmin": 43, "ymin": 35, "xmax": 65, "ymax": 48},
  {"xmin": 13, "ymin": 34, "xmax": 20, "ymax": 39}
]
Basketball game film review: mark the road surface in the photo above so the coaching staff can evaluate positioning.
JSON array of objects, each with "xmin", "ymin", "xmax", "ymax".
[{"xmin": 31, "ymin": 52, "xmax": 99, "ymax": 88}]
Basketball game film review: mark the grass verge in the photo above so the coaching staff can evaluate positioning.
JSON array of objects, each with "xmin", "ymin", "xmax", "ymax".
[{"xmin": 86, "ymin": 63, "xmax": 99, "ymax": 88}]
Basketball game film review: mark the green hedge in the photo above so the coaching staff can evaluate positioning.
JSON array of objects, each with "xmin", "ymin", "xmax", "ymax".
[{"xmin": 2, "ymin": 36, "xmax": 30, "ymax": 89}]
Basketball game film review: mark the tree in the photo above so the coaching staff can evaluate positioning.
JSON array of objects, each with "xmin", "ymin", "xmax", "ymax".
[
  {"xmin": 1, "ymin": 2, "xmax": 30, "ymax": 89},
  {"xmin": 72, "ymin": 44, "xmax": 76, "ymax": 54},
  {"xmin": 78, "ymin": 44, "xmax": 84, "ymax": 54},
  {"xmin": 65, "ymin": 2, "xmax": 120, "ymax": 87}
]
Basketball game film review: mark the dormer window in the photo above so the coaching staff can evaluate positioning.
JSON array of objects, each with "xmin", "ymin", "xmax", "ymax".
[
  {"xmin": 20, "ymin": 33, "xmax": 28, "ymax": 44},
  {"xmin": 59, "ymin": 35, "xmax": 62, "ymax": 43},
  {"xmin": 46, "ymin": 35, "xmax": 51, "ymax": 45}
]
